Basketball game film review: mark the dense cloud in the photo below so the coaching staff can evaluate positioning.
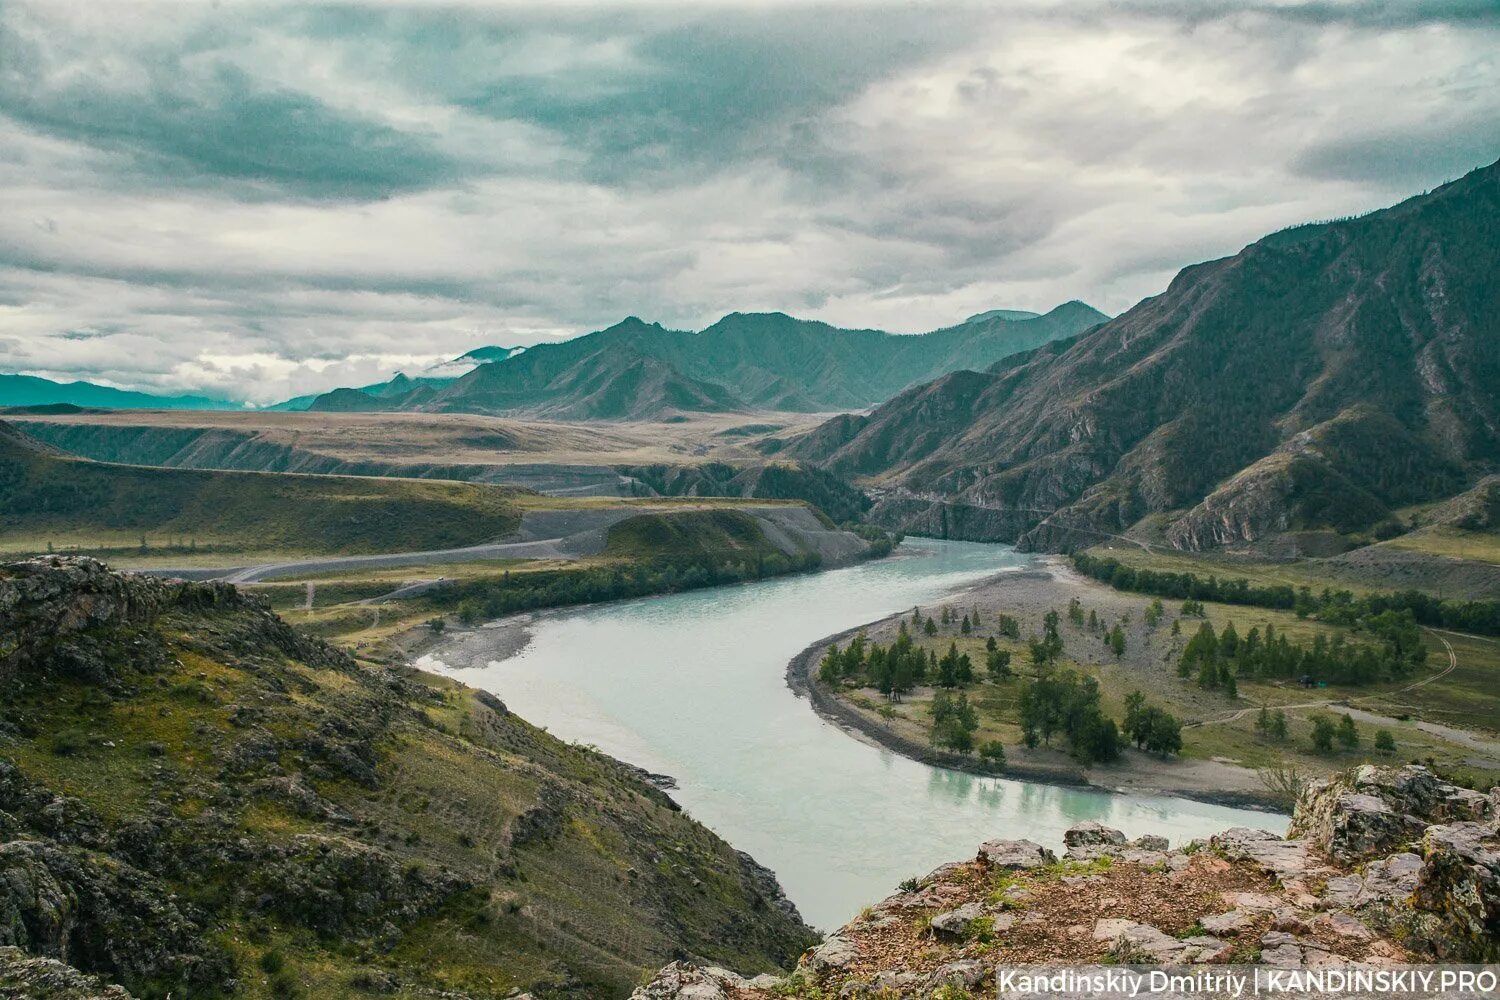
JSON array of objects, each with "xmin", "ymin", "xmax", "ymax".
[{"xmin": 0, "ymin": 0, "xmax": 1495, "ymax": 404}]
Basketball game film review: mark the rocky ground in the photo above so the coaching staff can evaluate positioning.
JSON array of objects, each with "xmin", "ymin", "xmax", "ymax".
[
  {"xmin": 634, "ymin": 764, "xmax": 1500, "ymax": 998},
  {"xmin": 0, "ymin": 557, "xmax": 816, "ymax": 999}
]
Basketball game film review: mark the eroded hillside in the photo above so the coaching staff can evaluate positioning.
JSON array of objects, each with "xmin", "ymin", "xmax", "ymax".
[
  {"xmin": 0, "ymin": 558, "xmax": 816, "ymax": 999},
  {"xmin": 793, "ymin": 159, "xmax": 1500, "ymax": 554}
]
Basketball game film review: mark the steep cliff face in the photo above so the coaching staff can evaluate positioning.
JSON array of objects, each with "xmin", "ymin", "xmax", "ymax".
[
  {"xmin": 635, "ymin": 765, "xmax": 1500, "ymax": 999},
  {"xmin": 0, "ymin": 559, "xmax": 815, "ymax": 999},
  {"xmin": 792, "ymin": 159, "xmax": 1500, "ymax": 552}
]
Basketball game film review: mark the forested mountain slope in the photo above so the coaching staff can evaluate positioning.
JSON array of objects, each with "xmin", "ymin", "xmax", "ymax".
[{"xmin": 792, "ymin": 158, "xmax": 1500, "ymax": 552}]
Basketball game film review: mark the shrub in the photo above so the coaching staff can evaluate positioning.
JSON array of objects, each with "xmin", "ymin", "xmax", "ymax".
[
  {"xmin": 978, "ymin": 741, "xmax": 1007, "ymax": 768},
  {"xmin": 50, "ymin": 727, "xmax": 87, "ymax": 757}
]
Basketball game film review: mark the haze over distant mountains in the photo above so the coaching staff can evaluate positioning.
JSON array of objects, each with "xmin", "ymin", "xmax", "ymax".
[
  {"xmin": 792, "ymin": 157, "xmax": 1500, "ymax": 553},
  {"xmin": 305, "ymin": 303, "xmax": 1107, "ymax": 419},
  {"xmin": 0, "ymin": 374, "xmax": 239, "ymax": 412},
  {"xmin": 2, "ymin": 309, "xmax": 1105, "ymax": 420}
]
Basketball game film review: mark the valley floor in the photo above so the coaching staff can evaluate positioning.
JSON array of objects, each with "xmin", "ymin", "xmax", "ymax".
[{"xmin": 797, "ymin": 557, "xmax": 1500, "ymax": 810}]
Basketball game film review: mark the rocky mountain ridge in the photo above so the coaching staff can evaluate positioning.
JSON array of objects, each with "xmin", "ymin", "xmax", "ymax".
[
  {"xmin": 0, "ymin": 557, "xmax": 816, "ymax": 998},
  {"xmin": 634, "ymin": 764, "xmax": 1500, "ymax": 998},
  {"xmin": 305, "ymin": 303, "xmax": 1107, "ymax": 420},
  {"xmin": 791, "ymin": 158, "xmax": 1500, "ymax": 553}
]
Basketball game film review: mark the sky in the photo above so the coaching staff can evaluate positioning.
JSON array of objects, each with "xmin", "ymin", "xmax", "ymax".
[{"xmin": 0, "ymin": 1, "xmax": 1496, "ymax": 405}]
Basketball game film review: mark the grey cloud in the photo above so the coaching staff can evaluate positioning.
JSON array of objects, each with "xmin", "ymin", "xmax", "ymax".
[{"xmin": 0, "ymin": 1, "xmax": 1496, "ymax": 400}]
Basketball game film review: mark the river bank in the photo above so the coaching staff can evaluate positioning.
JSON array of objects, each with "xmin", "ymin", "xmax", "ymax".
[
  {"xmin": 788, "ymin": 557, "xmax": 1287, "ymax": 811},
  {"xmin": 414, "ymin": 538, "xmax": 1285, "ymax": 929}
]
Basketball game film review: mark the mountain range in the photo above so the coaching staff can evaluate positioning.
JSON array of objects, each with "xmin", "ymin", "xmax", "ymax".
[
  {"xmin": 791, "ymin": 157, "xmax": 1500, "ymax": 553},
  {"xmin": 304, "ymin": 303, "xmax": 1108, "ymax": 419},
  {"xmin": 0, "ymin": 373, "xmax": 239, "ymax": 411}
]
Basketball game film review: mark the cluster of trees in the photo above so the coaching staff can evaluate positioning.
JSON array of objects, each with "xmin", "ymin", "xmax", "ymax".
[
  {"xmin": 1254, "ymin": 705, "xmax": 1290, "ymax": 741},
  {"xmin": 928, "ymin": 691, "xmax": 1007, "ymax": 765},
  {"xmin": 1121, "ymin": 691, "xmax": 1183, "ymax": 757},
  {"xmin": 1027, "ymin": 610, "xmax": 1064, "ymax": 666},
  {"xmin": 1178, "ymin": 616, "xmax": 1425, "ymax": 690},
  {"xmin": 931, "ymin": 690, "xmax": 978, "ymax": 753},
  {"xmin": 441, "ymin": 551, "xmax": 823, "ymax": 623},
  {"xmin": 984, "ymin": 637, "xmax": 1012, "ymax": 680},
  {"xmin": 1017, "ymin": 670, "xmax": 1120, "ymax": 763},
  {"xmin": 1072, "ymin": 553, "xmax": 1500, "ymax": 636},
  {"xmin": 819, "ymin": 623, "xmax": 941, "ymax": 699}
]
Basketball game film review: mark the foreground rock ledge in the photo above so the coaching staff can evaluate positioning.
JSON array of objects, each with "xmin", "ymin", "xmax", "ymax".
[{"xmin": 635, "ymin": 765, "xmax": 1500, "ymax": 999}]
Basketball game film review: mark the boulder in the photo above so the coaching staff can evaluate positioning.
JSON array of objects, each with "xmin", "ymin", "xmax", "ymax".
[
  {"xmin": 1199, "ymin": 909, "xmax": 1260, "ymax": 935},
  {"xmin": 1093, "ymin": 919, "xmax": 1226, "ymax": 964},
  {"xmin": 630, "ymin": 962, "xmax": 740, "ymax": 1000},
  {"xmin": 928, "ymin": 902, "xmax": 983, "ymax": 942},
  {"xmin": 1409, "ymin": 821, "xmax": 1500, "ymax": 958},
  {"xmin": 1315, "ymin": 911, "xmax": 1374, "ymax": 943},
  {"xmin": 1290, "ymin": 765, "xmax": 1494, "ymax": 864},
  {"xmin": 1320, "ymin": 852, "xmax": 1422, "ymax": 911},
  {"xmin": 0, "ymin": 947, "xmax": 135, "ymax": 999},
  {"xmin": 977, "ymin": 839, "xmax": 1055, "ymax": 870},
  {"xmin": 1209, "ymin": 828, "xmax": 1319, "ymax": 880},
  {"xmin": 924, "ymin": 959, "xmax": 988, "ymax": 990},
  {"xmin": 806, "ymin": 934, "xmax": 858, "ymax": 973},
  {"xmin": 1064, "ymin": 822, "xmax": 1127, "ymax": 848}
]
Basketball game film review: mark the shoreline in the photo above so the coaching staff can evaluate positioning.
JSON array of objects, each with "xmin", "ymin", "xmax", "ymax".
[{"xmin": 784, "ymin": 558, "xmax": 1287, "ymax": 814}]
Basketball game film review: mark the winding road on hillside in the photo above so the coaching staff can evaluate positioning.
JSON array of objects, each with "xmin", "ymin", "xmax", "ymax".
[
  {"xmin": 143, "ymin": 534, "xmax": 584, "ymax": 584},
  {"xmin": 138, "ymin": 503, "xmax": 865, "ymax": 585},
  {"xmin": 1185, "ymin": 628, "xmax": 1500, "ymax": 757}
]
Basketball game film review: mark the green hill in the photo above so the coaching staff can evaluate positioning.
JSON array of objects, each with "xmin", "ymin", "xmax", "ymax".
[
  {"xmin": 0, "ymin": 557, "xmax": 815, "ymax": 998},
  {"xmin": 0, "ymin": 420, "xmax": 524, "ymax": 555}
]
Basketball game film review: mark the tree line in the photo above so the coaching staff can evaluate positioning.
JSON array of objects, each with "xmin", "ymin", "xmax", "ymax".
[
  {"xmin": 437, "ymin": 550, "xmax": 824, "ymax": 623},
  {"xmin": 1072, "ymin": 552, "xmax": 1500, "ymax": 636},
  {"xmin": 1178, "ymin": 614, "xmax": 1426, "ymax": 690}
]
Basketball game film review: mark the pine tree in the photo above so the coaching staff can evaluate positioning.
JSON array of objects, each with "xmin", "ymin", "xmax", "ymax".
[
  {"xmin": 1336, "ymin": 713, "xmax": 1359, "ymax": 749},
  {"xmin": 1270, "ymin": 709, "xmax": 1289, "ymax": 742},
  {"xmin": 1108, "ymin": 624, "xmax": 1126, "ymax": 658},
  {"xmin": 1311, "ymin": 715, "xmax": 1336, "ymax": 753}
]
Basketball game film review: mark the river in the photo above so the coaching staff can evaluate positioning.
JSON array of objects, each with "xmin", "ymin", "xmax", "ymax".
[{"xmin": 419, "ymin": 538, "xmax": 1284, "ymax": 929}]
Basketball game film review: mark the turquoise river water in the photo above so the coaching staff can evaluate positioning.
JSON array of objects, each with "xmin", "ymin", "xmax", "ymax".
[{"xmin": 420, "ymin": 538, "xmax": 1284, "ymax": 929}]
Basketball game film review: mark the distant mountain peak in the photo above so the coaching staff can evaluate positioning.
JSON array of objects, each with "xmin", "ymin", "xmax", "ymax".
[
  {"xmin": 963, "ymin": 308, "xmax": 1041, "ymax": 324},
  {"xmin": 287, "ymin": 301, "xmax": 1104, "ymax": 420}
]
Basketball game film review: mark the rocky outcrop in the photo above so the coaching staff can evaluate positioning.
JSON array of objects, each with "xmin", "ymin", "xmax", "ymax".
[
  {"xmin": 634, "ymin": 765, "xmax": 1500, "ymax": 998},
  {"xmin": 0, "ymin": 558, "xmax": 818, "ymax": 997},
  {"xmin": 0, "ymin": 947, "xmax": 135, "ymax": 999},
  {"xmin": 1289, "ymin": 763, "xmax": 1494, "ymax": 864},
  {"xmin": 0, "ymin": 556, "xmax": 351, "ymax": 688},
  {"xmin": 0, "ymin": 841, "xmax": 231, "ymax": 993}
]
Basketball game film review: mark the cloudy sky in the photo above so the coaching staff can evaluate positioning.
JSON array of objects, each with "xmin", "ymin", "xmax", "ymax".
[{"xmin": 1, "ymin": 0, "xmax": 1496, "ymax": 404}]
